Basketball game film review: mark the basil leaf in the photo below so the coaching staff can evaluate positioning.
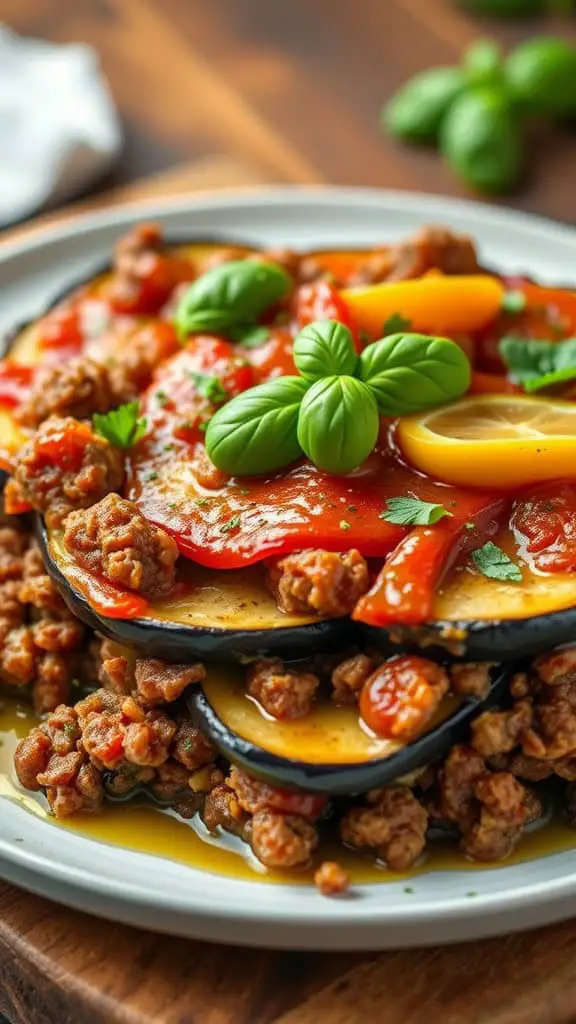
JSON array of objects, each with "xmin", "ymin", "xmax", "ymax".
[
  {"xmin": 358, "ymin": 333, "xmax": 470, "ymax": 415},
  {"xmin": 293, "ymin": 320, "xmax": 357, "ymax": 380},
  {"xmin": 380, "ymin": 497, "xmax": 452, "ymax": 526},
  {"xmin": 297, "ymin": 376, "xmax": 379, "ymax": 475},
  {"xmin": 471, "ymin": 541, "xmax": 522, "ymax": 582},
  {"xmin": 175, "ymin": 260, "xmax": 291, "ymax": 337},
  {"xmin": 205, "ymin": 376, "xmax": 308, "ymax": 476},
  {"xmin": 228, "ymin": 324, "xmax": 270, "ymax": 349},
  {"xmin": 93, "ymin": 402, "xmax": 147, "ymax": 449}
]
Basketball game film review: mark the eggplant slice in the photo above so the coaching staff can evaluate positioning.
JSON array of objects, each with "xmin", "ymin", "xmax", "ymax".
[
  {"xmin": 38, "ymin": 522, "xmax": 354, "ymax": 662},
  {"xmin": 188, "ymin": 663, "xmax": 510, "ymax": 794}
]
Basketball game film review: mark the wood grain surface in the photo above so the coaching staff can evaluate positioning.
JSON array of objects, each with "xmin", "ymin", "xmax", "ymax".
[{"xmin": 2, "ymin": 2, "xmax": 576, "ymax": 1022}]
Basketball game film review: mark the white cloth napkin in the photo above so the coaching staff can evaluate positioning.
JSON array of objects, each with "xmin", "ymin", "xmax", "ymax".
[{"xmin": 0, "ymin": 26, "xmax": 122, "ymax": 228}]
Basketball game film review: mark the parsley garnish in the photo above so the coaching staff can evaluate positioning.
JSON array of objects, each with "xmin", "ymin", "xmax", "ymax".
[
  {"xmin": 144, "ymin": 470, "xmax": 159, "ymax": 482},
  {"xmin": 189, "ymin": 372, "xmax": 229, "ymax": 404},
  {"xmin": 93, "ymin": 402, "xmax": 147, "ymax": 449},
  {"xmin": 471, "ymin": 541, "xmax": 522, "ymax": 582},
  {"xmin": 194, "ymin": 498, "xmax": 210, "ymax": 507},
  {"xmin": 501, "ymin": 290, "xmax": 527, "ymax": 316},
  {"xmin": 228, "ymin": 324, "xmax": 270, "ymax": 349},
  {"xmin": 382, "ymin": 312, "xmax": 411, "ymax": 335},
  {"xmin": 380, "ymin": 497, "xmax": 452, "ymax": 526},
  {"xmin": 464, "ymin": 521, "xmax": 475, "ymax": 531},
  {"xmin": 155, "ymin": 390, "xmax": 170, "ymax": 407},
  {"xmin": 339, "ymin": 519, "xmax": 351, "ymax": 531},
  {"xmin": 499, "ymin": 336, "xmax": 576, "ymax": 393},
  {"xmin": 220, "ymin": 515, "xmax": 241, "ymax": 533}
]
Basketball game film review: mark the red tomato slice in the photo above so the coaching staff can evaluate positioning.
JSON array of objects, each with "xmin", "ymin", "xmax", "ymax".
[
  {"xmin": 511, "ymin": 483, "xmax": 576, "ymax": 573},
  {"xmin": 0, "ymin": 362, "xmax": 36, "ymax": 407},
  {"xmin": 243, "ymin": 328, "xmax": 296, "ymax": 380},
  {"xmin": 293, "ymin": 281, "xmax": 361, "ymax": 350}
]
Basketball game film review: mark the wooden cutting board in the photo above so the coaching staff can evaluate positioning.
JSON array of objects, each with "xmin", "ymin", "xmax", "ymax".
[{"xmin": 3, "ymin": 158, "xmax": 576, "ymax": 1024}]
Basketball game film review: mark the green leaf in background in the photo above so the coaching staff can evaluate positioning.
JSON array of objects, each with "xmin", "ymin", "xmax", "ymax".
[
  {"xmin": 506, "ymin": 37, "xmax": 576, "ymax": 118},
  {"xmin": 93, "ymin": 402, "xmax": 147, "ymax": 449},
  {"xmin": 383, "ymin": 312, "xmax": 412, "ymax": 334},
  {"xmin": 293, "ymin": 320, "xmax": 357, "ymax": 380},
  {"xmin": 471, "ymin": 541, "xmax": 523, "ymax": 582},
  {"xmin": 440, "ymin": 87, "xmax": 522, "ymax": 194},
  {"xmin": 464, "ymin": 39, "xmax": 504, "ymax": 87},
  {"xmin": 357, "ymin": 333, "xmax": 471, "ymax": 415},
  {"xmin": 205, "ymin": 376, "xmax": 308, "ymax": 476},
  {"xmin": 297, "ymin": 376, "xmax": 379, "ymax": 475},
  {"xmin": 499, "ymin": 335, "xmax": 576, "ymax": 391},
  {"xmin": 175, "ymin": 260, "xmax": 291, "ymax": 337},
  {"xmin": 380, "ymin": 497, "xmax": 453, "ymax": 526},
  {"xmin": 457, "ymin": 0, "xmax": 546, "ymax": 14},
  {"xmin": 383, "ymin": 66, "xmax": 467, "ymax": 143}
]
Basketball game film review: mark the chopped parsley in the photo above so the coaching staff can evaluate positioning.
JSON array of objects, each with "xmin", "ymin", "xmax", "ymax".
[
  {"xmin": 228, "ymin": 324, "xmax": 270, "ymax": 349},
  {"xmin": 339, "ymin": 519, "xmax": 351, "ymax": 531},
  {"xmin": 464, "ymin": 522, "xmax": 475, "ymax": 531},
  {"xmin": 220, "ymin": 515, "xmax": 242, "ymax": 533},
  {"xmin": 471, "ymin": 541, "xmax": 522, "ymax": 582},
  {"xmin": 194, "ymin": 497, "xmax": 211, "ymax": 507},
  {"xmin": 188, "ymin": 372, "xmax": 229, "ymax": 404},
  {"xmin": 380, "ymin": 496, "xmax": 452, "ymax": 527},
  {"xmin": 93, "ymin": 402, "xmax": 147, "ymax": 449},
  {"xmin": 144, "ymin": 470, "xmax": 159, "ymax": 482},
  {"xmin": 499, "ymin": 335, "xmax": 576, "ymax": 393},
  {"xmin": 155, "ymin": 389, "xmax": 170, "ymax": 407},
  {"xmin": 382, "ymin": 311, "xmax": 411, "ymax": 335}
]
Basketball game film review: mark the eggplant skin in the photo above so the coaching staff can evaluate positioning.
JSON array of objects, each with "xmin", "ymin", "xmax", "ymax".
[
  {"xmin": 37, "ymin": 519, "xmax": 355, "ymax": 664},
  {"xmin": 188, "ymin": 667, "xmax": 510, "ymax": 795},
  {"xmin": 362, "ymin": 611, "xmax": 576, "ymax": 663}
]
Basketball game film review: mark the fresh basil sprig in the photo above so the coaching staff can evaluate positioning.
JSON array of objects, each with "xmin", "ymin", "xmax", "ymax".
[
  {"xmin": 205, "ymin": 319, "xmax": 470, "ymax": 477},
  {"xmin": 293, "ymin": 320, "xmax": 357, "ymax": 380},
  {"xmin": 358, "ymin": 333, "xmax": 471, "ymax": 414},
  {"xmin": 175, "ymin": 260, "xmax": 291, "ymax": 338},
  {"xmin": 297, "ymin": 376, "xmax": 379, "ymax": 474},
  {"xmin": 499, "ymin": 335, "xmax": 576, "ymax": 392},
  {"xmin": 204, "ymin": 376, "xmax": 308, "ymax": 476}
]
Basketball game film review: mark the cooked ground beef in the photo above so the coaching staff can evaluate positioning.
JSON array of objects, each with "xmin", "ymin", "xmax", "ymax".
[
  {"xmin": 246, "ymin": 657, "xmax": 320, "ymax": 720},
  {"xmin": 248, "ymin": 810, "xmax": 318, "ymax": 868},
  {"xmin": 63, "ymin": 493, "xmax": 178, "ymax": 597},
  {"xmin": 313, "ymin": 861, "xmax": 350, "ymax": 896},
  {"xmin": 471, "ymin": 701, "xmax": 533, "ymax": 758},
  {"xmin": 134, "ymin": 658, "xmax": 205, "ymax": 705},
  {"xmin": 340, "ymin": 786, "xmax": 428, "ymax": 870},
  {"xmin": 346, "ymin": 226, "xmax": 480, "ymax": 286},
  {"xmin": 462, "ymin": 772, "xmax": 537, "ymax": 862},
  {"xmin": 267, "ymin": 548, "xmax": 369, "ymax": 617},
  {"xmin": 450, "ymin": 662, "xmax": 494, "ymax": 700},
  {"xmin": 435, "ymin": 743, "xmax": 487, "ymax": 832},
  {"xmin": 106, "ymin": 322, "xmax": 179, "ymax": 404},
  {"xmin": 0, "ymin": 516, "xmax": 86, "ymax": 711},
  {"xmin": 7, "ymin": 416, "xmax": 124, "ymax": 529},
  {"xmin": 202, "ymin": 783, "xmax": 247, "ymax": 836},
  {"xmin": 534, "ymin": 647, "xmax": 576, "ymax": 687},
  {"xmin": 227, "ymin": 765, "xmax": 326, "ymax": 820},
  {"xmin": 331, "ymin": 653, "xmax": 375, "ymax": 704},
  {"xmin": 172, "ymin": 717, "xmax": 215, "ymax": 771},
  {"xmin": 16, "ymin": 357, "xmax": 115, "ymax": 428}
]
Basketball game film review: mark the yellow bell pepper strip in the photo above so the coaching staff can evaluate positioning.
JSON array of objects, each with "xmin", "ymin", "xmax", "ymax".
[{"xmin": 340, "ymin": 274, "xmax": 505, "ymax": 337}]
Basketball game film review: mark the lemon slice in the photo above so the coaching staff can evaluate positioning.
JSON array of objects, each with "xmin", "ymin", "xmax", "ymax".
[{"xmin": 397, "ymin": 394, "xmax": 576, "ymax": 489}]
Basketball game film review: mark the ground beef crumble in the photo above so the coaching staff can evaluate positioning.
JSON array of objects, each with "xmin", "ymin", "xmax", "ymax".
[
  {"xmin": 63, "ymin": 493, "xmax": 178, "ymax": 597},
  {"xmin": 7, "ymin": 416, "xmax": 124, "ymax": 529},
  {"xmin": 17, "ymin": 357, "xmax": 115, "ymax": 428},
  {"xmin": 267, "ymin": 548, "xmax": 369, "ymax": 617},
  {"xmin": 246, "ymin": 657, "xmax": 319, "ymax": 720}
]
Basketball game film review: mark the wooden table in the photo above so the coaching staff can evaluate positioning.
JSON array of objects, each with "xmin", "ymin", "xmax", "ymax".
[{"xmin": 2, "ymin": 2, "xmax": 576, "ymax": 1021}]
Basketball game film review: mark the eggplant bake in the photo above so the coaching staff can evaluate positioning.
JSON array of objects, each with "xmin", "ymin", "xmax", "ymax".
[{"xmin": 2, "ymin": 222, "xmax": 576, "ymax": 895}]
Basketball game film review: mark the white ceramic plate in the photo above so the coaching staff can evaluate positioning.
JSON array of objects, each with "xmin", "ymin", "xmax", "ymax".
[{"xmin": 2, "ymin": 187, "xmax": 576, "ymax": 950}]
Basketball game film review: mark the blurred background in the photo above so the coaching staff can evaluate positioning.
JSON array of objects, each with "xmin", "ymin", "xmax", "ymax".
[{"xmin": 1, "ymin": 0, "xmax": 576, "ymax": 231}]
